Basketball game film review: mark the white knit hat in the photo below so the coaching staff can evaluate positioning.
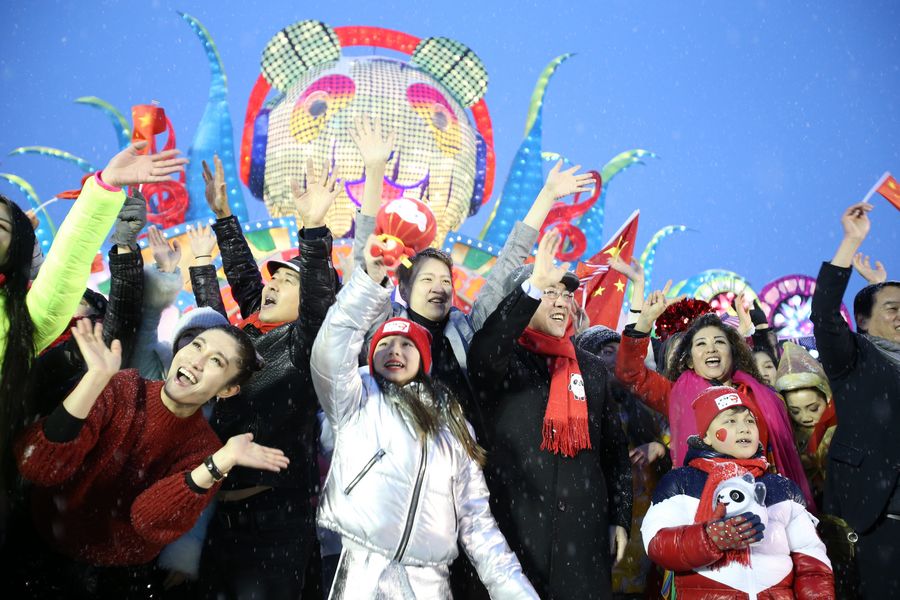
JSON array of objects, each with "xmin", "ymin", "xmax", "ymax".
[{"xmin": 171, "ymin": 306, "xmax": 230, "ymax": 350}]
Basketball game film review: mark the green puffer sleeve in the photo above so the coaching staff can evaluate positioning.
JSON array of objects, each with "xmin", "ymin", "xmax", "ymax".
[{"xmin": 26, "ymin": 175, "xmax": 125, "ymax": 352}]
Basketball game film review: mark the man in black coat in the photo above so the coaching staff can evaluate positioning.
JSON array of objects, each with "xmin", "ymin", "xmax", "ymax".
[
  {"xmin": 468, "ymin": 231, "xmax": 632, "ymax": 600},
  {"xmin": 811, "ymin": 201, "xmax": 900, "ymax": 598},
  {"xmin": 189, "ymin": 158, "xmax": 340, "ymax": 599}
]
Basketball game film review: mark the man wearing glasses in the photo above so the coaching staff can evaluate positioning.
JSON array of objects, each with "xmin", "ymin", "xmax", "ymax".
[{"xmin": 468, "ymin": 231, "xmax": 633, "ymax": 600}]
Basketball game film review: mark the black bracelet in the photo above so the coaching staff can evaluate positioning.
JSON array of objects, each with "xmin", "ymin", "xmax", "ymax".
[
  {"xmin": 194, "ymin": 254, "xmax": 212, "ymax": 259},
  {"xmin": 204, "ymin": 455, "xmax": 227, "ymax": 481},
  {"xmin": 629, "ymin": 308, "xmax": 642, "ymax": 314}
]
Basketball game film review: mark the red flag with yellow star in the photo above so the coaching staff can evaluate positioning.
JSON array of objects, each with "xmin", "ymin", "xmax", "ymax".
[
  {"xmin": 875, "ymin": 173, "xmax": 900, "ymax": 211},
  {"xmin": 575, "ymin": 210, "xmax": 640, "ymax": 328},
  {"xmin": 131, "ymin": 103, "xmax": 170, "ymax": 155}
]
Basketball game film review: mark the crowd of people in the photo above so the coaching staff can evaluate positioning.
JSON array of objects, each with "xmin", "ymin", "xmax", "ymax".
[{"xmin": 0, "ymin": 119, "xmax": 896, "ymax": 600}]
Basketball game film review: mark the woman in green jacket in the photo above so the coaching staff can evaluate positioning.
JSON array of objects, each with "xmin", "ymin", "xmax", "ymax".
[{"xmin": 0, "ymin": 141, "xmax": 187, "ymax": 490}]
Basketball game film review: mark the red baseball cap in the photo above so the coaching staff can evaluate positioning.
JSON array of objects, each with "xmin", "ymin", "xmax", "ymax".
[
  {"xmin": 368, "ymin": 318, "xmax": 433, "ymax": 376},
  {"xmin": 692, "ymin": 386, "xmax": 769, "ymax": 450}
]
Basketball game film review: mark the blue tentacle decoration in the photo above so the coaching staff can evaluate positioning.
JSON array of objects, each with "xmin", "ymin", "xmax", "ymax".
[{"xmin": 179, "ymin": 11, "xmax": 247, "ymax": 223}]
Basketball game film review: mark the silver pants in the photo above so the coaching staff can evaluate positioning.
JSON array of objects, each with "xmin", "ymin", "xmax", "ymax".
[{"xmin": 328, "ymin": 541, "xmax": 452, "ymax": 599}]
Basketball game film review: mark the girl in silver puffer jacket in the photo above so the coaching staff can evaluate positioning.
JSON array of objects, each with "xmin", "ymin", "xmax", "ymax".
[{"xmin": 310, "ymin": 237, "xmax": 538, "ymax": 600}]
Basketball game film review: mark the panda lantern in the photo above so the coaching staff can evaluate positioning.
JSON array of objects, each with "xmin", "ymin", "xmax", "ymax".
[{"xmin": 369, "ymin": 197, "xmax": 437, "ymax": 269}]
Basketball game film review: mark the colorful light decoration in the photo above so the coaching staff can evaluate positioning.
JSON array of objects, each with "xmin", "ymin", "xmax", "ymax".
[
  {"xmin": 758, "ymin": 274, "xmax": 853, "ymax": 337},
  {"xmin": 238, "ymin": 21, "xmax": 495, "ymax": 245},
  {"xmin": 670, "ymin": 269, "xmax": 759, "ymax": 319}
]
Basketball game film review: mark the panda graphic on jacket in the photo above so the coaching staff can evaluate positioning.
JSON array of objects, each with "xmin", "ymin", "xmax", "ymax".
[{"xmin": 641, "ymin": 439, "xmax": 834, "ymax": 599}]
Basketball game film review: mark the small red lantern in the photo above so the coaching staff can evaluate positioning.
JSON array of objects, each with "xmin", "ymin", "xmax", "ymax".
[{"xmin": 371, "ymin": 197, "xmax": 437, "ymax": 269}]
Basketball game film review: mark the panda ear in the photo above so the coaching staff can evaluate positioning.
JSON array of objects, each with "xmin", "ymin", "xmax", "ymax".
[
  {"xmin": 411, "ymin": 37, "xmax": 488, "ymax": 107},
  {"xmin": 261, "ymin": 20, "xmax": 341, "ymax": 93},
  {"xmin": 741, "ymin": 473, "xmax": 754, "ymax": 483},
  {"xmin": 754, "ymin": 482, "xmax": 767, "ymax": 505}
]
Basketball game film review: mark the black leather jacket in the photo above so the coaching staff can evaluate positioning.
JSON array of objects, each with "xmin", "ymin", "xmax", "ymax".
[
  {"xmin": 189, "ymin": 216, "xmax": 337, "ymax": 497},
  {"xmin": 31, "ymin": 245, "xmax": 144, "ymax": 416}
]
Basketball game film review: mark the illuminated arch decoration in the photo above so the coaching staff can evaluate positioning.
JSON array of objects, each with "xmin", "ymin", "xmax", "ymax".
[
  {"xmin": 758, "ymin": 274, "xmax": 853, "ymax": 338},
  {"xmin": 671, "ymin": 269, "xmax": 759, "ymax": 319},
  {"xmin": 239, "ymin": 22, "xmax": 496, "ymax": 246}
]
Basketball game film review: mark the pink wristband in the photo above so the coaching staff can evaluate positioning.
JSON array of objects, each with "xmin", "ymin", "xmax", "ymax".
[{"xmin": 94, "ymin": 170, "xmax": 123, "ymax": 192}]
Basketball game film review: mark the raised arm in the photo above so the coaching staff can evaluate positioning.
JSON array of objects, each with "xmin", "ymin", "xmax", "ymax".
[
  {"xmin": 610, "ymin": 255, "xmax": 646, "ymax": 318},
  {"xmin": 469, "ymin": 231, "xmax": 568, "ymax": 392},
  {"xmin": 130, "ymin": 226, "xmax": 185, "ymax": 377},
  {"xmin": 187, "ymin": 224, "xmax": 228, "ymax": 319},
  {"xmin": 26, "ymin": 142, "xmax": 186, "ymax": 352},
  {"xmin": 311, "ymin": 237, "xmax": 393, "ymax": 427},
  {"xmin": 471, "ymin": 162, "xmax": 595, "ymax": 329},
  {"xmin": 291, "ymin": 160, "xmax": 340, "ymax": 345},
  {"xmin": 811, "ymin": 202, "xmax": 871, "ymax": 378},
  {"xmin": 15, "ymin": 321, "xmax": 121, "ymax": 486},
  {"xmin": 350, "ymin": 115, "xmax": 395, "ymax": 271},
  {"xmin": 615, "ymin": 288, "xmax": 677, "ymax": 415},
  {"xmin": 103, "ymin": 191, "xmax": 147, "ymax": 366},
  {"xmin": 202, "ymin": 155, "xmax": 263, "ymax": 317}
]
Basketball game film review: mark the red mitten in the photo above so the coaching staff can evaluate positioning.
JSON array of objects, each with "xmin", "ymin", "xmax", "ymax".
[{"xmin": 704, "ymin": 502, "xmax": 766, "ymax": 551}]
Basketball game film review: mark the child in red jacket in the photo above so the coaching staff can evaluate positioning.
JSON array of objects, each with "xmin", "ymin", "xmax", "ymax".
[{"xmin": 641, "ymin": 386, "xmax": 834, "ymax": 599}]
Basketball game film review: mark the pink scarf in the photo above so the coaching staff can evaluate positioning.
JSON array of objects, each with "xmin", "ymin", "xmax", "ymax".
[{"xmin": 669, "ymin": 370, "xmax": 815, "ymax": 509}]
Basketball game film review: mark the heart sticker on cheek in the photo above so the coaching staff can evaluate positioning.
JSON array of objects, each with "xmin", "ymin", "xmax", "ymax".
[{"xmin": 715, "ymin": 428, "xmax": 728, "ymax": 442}]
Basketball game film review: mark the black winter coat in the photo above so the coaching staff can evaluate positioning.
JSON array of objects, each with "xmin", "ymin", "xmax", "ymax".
[
  {"xmin": 31, "ymin": 245, "xmax": 144, "ymax": 416},
  {"xmin": 811, "ymin": 262, "xmax": 900, "ymax": 533},
  {"xmin": 468, "ymin": 286, "xmax": 633, "ymax": 600},
  {"xmin": 189, "ymin": 217, "xmax": 337, "ymax": 501}
]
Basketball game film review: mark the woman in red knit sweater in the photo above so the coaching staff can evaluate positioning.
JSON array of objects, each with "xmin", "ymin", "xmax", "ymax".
[
  {"xmin": 615, "ymin": 289, "xmax": 814, "ymax": 509},
  {"xmin": 13, "ymin": 319, "xmax": 289, "ymax": 597}
]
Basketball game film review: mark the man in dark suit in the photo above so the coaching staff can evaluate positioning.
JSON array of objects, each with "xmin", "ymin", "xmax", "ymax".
[{"xmin": 811, "ymin": 201, "xmax": 900, "ymax": 599}]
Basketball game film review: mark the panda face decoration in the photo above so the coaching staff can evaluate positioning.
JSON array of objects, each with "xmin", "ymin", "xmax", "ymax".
[
  {"xmin": 713, "ymin": 473, "xmax": 767, "ymax": 519},
  {"xmin": 568, "ymin": 373, "xmax": 586, "ymax": 402}
]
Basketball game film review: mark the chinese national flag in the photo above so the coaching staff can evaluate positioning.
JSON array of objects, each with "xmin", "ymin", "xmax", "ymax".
[
  {"xmin": 131, "ymin": 104, "xmax": 168, "ymax": 155},
  {"xmin": 876, "ymin": 173, "xmax": 900, "ymax": 211},
  {"xmin": 575, "ymin": 210, "xmax": 640, "ymax": 328}
]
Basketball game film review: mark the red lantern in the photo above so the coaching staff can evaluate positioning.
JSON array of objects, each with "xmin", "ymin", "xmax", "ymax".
[{"xmin": 371, "ymin": 197, "xmax": 437, "ymax": 269}]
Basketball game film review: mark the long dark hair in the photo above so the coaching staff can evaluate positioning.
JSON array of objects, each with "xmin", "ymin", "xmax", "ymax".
[
  {"xmin": 0, "ymin": 195, "xmax": 37, "ymax": 489},
  {"xmin": 375, "ymin": 370, "xmax": 487, "ymax": 466},
  {"xmin": 665, "ymin": 313, "xmax": 763, "ymax": 383}
]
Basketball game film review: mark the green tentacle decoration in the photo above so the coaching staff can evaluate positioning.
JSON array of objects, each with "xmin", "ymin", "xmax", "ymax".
[
  {"xmin": 75, "ymin": 96, "xmax": 132, "ymax": 148},
  {"xmin": 523, "ymin": 54, "xmax": 573, "ymax": 135},
  {"xmin": 9, "ymin": 146, "xmax": 96, "ymax": 173},
  {"xmin": 638, "ymin": 224, "xmax": 690, "ymax": 291},
  {"xmin": 0, "ymin": 173, "xmax": 58, "ymax": 244}
]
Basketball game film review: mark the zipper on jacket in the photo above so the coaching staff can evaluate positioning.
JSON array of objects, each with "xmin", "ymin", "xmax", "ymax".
[
  {"xmin": 343, "ymin": 449, "xmax": 386, "ymax": 495},
  {"xmin": 394, "ymin": 440, "xmax": 428, "ymax": 561},
  {"xmin": 450, "ymin": 476, "xmax": 458, "ymax": 531}
]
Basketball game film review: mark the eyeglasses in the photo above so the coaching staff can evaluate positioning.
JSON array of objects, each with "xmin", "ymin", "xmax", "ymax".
[{"xmin": 542, "ymin": 289, "xmax": 575, "ymax": 301}]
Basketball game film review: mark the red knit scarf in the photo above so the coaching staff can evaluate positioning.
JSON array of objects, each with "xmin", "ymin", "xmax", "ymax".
[
  {"xmin": 689, "ymin": 456, "xmax": 769, "ymax": 569},
  {"xmin": 237, "ymin": 311, "xmax": 289, "ymax": 334},
  {"xmin": 808, "ymin": 402, "xmax": 837, "ymax": 454},
  {"xmin": 518, "ymin": 326, "xmax": 591, "ymax": 457}
]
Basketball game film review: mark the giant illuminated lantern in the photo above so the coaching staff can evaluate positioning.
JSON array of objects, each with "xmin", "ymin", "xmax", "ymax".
[{"xmin": 240, "ymin": 20, "xmax": 494, "ymax": 247}]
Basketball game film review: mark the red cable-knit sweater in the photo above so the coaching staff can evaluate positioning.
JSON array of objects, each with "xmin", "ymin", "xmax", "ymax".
[{"xmin": 15, "ymin": 369, "xmax": 222, "ymax": 566}]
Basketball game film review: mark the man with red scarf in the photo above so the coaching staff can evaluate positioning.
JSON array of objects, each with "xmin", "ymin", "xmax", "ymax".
[{"xmin": 468, "ymin": 230, "xmax": 632, "ymax": 600}]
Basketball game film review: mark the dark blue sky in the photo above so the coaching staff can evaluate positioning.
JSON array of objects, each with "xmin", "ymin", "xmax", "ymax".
[{"xmin": 2, "ymin": 0, "xmax": 897, "ymax": 303}]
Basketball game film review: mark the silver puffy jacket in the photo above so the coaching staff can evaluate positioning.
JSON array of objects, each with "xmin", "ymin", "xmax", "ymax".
[{"xmin": 311, "ymin": 268, "xmax": 538, "ymax": 599}]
